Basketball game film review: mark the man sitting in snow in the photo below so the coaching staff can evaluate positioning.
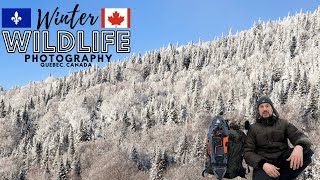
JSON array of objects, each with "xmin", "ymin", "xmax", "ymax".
[{"xmin": 244, "ymin": 96, "xmax": 314, "ymax": 180}]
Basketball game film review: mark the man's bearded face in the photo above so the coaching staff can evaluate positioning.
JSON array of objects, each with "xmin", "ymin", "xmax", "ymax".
[{"xmin": 258, "ymin": 103, "xmax": 273, "ymax": 119}]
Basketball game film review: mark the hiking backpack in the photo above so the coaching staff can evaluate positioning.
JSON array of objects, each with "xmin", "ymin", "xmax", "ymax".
[{"xmin": 202, "ymin": 115, "xmax": 247, "ymax": 180}]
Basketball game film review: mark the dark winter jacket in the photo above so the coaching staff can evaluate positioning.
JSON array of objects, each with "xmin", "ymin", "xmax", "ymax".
[{"xmin": 243, "ymin": 117, "xmax": 312, "ymax": 169}]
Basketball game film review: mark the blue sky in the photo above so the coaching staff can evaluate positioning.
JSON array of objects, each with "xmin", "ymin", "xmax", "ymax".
[{"xmin": 0, "ymin": 0, "xmax": 319, "ymax": 90}]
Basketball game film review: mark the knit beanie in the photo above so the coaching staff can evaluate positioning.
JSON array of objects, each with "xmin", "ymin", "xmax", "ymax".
[{"xmin": 256, "ymin": 96, "xmax": 274, "ymax": 109}]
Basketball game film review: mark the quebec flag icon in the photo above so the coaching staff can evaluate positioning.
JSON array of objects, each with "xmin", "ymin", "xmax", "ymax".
[{"xmin": 2, "ymin": 8, "xmax": 31, "ymax": 28}]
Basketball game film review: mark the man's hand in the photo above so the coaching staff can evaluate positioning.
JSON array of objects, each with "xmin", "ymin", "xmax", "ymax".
[
  {"xmin": 262, "ymin": 163, "xmax": 280, "ymax": 178},
  {"xmin": 286, "ymin": 145, "xmax": 303, "ymax": 170}
]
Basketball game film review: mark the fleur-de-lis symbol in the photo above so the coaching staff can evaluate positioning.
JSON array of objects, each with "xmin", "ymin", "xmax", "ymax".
[{"xmin": 11, "ymin": 11, "xmax": 22, "ymax": 25}]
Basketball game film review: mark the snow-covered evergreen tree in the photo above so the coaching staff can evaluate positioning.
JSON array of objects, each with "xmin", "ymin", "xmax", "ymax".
[{"xmin": 0, "ymin": 99, "xmax": 6, "ymax": 118}]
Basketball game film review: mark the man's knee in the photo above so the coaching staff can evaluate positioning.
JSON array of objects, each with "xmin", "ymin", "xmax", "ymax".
[
  {"xmin": 303, "ymin": 149, "xmax": 314, "ymax": 167},
  {"xmin": 304, "ymin": 149, "xmax": 314, "ymax": 158},
  {"xmin": 279, "ymin": 148, "xmax": 314, "ymax": 180}
]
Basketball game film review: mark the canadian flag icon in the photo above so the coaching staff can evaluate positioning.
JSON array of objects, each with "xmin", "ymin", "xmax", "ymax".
[{"xmin": 101, "ymin": 8, "xmax": 130, "ymax": 28}]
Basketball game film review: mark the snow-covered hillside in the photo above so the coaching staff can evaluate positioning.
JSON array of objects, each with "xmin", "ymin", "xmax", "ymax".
[{"xmin": 0, "ymin": 7, "xmax": 320, "ymax": 180}]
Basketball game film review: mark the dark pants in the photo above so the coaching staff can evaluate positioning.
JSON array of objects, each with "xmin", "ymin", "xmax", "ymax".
[{"xmin": 253, "ymin": 148, "xmax": 314, "ymax": 180}]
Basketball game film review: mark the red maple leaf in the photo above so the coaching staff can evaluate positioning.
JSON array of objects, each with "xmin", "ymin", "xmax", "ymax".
[{"xmin": 108, "ymin": 11, "xmax": 124, "ymax": 26}]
